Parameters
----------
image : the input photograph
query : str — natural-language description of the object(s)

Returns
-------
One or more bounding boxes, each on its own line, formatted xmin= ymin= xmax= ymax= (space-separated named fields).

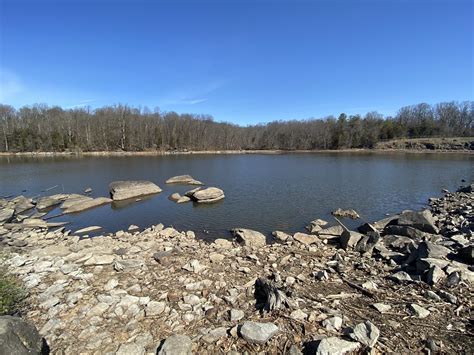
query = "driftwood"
xmin=255 ymin=277 xmax=289 ymax=311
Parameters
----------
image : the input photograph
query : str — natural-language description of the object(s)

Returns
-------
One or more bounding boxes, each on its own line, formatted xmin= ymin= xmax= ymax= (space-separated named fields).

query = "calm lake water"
xmin=0 ymin=152 xmax=473 ymax=239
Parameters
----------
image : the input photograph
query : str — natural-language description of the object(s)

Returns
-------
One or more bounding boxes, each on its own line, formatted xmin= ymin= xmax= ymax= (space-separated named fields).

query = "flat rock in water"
xmin=36 ymin=194 xmax=69 ymax=211
xmin=397 ymin=209 xmax=439 ymax=234
xmin=232 ymin=228 xmax=266 ymax=247
xmin=75 ymin=226 xmax=102 ymax=234
xmin=332 ymin=208 xmax=360 ymax=219
xmin=60 ymin=195 xmax=93 ymax=209
xmin=109 ymin=180 xmax=162 ymax=201
xmin=158 ymin=334 xmax=192 ymax=355
xmin=316 ymin=337 xmax=360 ymax=355
xmin=240 ymin=321 xmax=278 ymax=344
xmin=0 ymin=315 xmax=45 ymax=354
xmin=165 ymin=175 xmax=203 ymax=185
xmin=63 ymin=197 xmax=112 ymax=214
xmin=169 ymin=193 xmax=182 ymax=202
xmin=11 ymin=196 xmax=35 ymax=214
xmin=190 ymin=187 xmax=225 ymax=203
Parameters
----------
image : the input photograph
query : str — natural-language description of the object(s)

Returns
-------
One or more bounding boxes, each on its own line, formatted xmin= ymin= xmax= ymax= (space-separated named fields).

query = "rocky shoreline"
xmin=1 ymin=184 xmax=473 ymax=354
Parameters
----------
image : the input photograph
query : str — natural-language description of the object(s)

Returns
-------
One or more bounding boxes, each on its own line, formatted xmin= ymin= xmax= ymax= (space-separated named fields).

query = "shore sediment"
xmin=0 ymin=185 xmax=473 ymax=353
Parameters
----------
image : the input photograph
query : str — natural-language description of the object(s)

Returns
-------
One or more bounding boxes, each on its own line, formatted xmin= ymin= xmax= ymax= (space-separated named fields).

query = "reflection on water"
xmin=1 ymin=152 xmax=473 ymax=239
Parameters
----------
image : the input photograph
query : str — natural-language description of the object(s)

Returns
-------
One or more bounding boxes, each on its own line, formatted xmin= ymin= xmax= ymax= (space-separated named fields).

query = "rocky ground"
xmin=0 ymin=185 xmax=473 ymax=354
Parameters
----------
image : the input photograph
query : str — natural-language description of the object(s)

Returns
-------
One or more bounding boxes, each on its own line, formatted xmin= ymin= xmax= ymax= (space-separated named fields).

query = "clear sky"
xmin=0 ymin=0 xmax=472 ymax=124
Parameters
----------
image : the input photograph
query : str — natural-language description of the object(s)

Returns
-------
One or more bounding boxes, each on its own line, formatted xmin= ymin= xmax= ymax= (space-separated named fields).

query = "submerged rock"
xmin=109 ymin=180 xmax=162 ymax=201
xmin=165 ymin=175 xmax=203 ymax=185
xmin=232 ymin=228 xmax=266 ymax=247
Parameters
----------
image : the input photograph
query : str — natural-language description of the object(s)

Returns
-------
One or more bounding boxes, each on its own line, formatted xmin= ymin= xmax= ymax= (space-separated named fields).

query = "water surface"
xmin=0 ymin=152 xmax=472 ymax=238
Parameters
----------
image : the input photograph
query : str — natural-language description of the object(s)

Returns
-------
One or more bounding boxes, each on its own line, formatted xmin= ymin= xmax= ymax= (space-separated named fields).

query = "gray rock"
xmin=0 ymin=208 xmax=14 ymax=224
xmin=158 ymin=334 xmax=192 ymax=355
xmin=240 ymin=321 xmax=278 ymax=344
xmin=426 ymin=265 xmax=445 ymax=285
xmin=397 ymin=209 xmax=439 ymax=234
xmin=169 ymin=193 xmax=182 ymax=202
xmin=153 ymin=251 xmax=172 ymax=266
xmin=62 ymin=197 xmax=112 ymax=214
xmin=0 ymin=316 xmax=44 ymax=355
xmin=438 ymin=290 xmax=457 ymax=304
xmin=316 ymin=337 xmax=360 ymax=355
xmin=36 ymin=194 xmax=67 ymax=211
xmin=408 ymin=304 xmax=430 ymax=318
xmin=272 ymin=230 xmax=291 ymax=241
xmin=165 ymin=175 xmax=203 ymax=185
xmin=60 ymin=195 xmax=93 ymax=209
xmin=332 ymin=208 xmax=360 ymax=219
xmin=114 ymin=259 xmax=144 ymax=271
xmin=230 ymin=309 xmax=245 ymax=322
xmin=117 ymin=342 xmax=145 ymax=355
xmin=201 ymin=327 xmax=227 ymax=343
xmin=372 ymin=303 xmax=392 ymax=313
xmin=339 ymin=230 xmax=364 ymax=250
xmin=349 ymin=321 xmax=380 ymax=347
xmin=322 ymin=316 xmax=343 ymax=331
xmin=75 ymin=226 xmax=102 ymax=234
xmin=306 ymin=219 xmax=329 ymax=233
xmin=457 ymin=245 xmax=473 ymax=264
xmin=145 ymin=301 xmax=166 ymax=316
xmin=190 ymin=187 xmax=225 ymax=203
xmin=293 ymin=232 xmax=321 ymax=246
xmin=232 ymin=228 xmax=266 ymax=248
xmin=446 ymin=271 xmax=461 ymax=287
xmin=109 ymin=180 xmax=162 ymax=201
xmin=389 ymin=271 xmax=413 ymax=283
xmin=317 ymin=225 xmax=344 ymax=237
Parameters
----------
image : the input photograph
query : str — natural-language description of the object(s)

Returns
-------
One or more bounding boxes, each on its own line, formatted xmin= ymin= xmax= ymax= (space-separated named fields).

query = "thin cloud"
xmin=0 ymin=69 xmax=24 ymax=102
xmin=66 ymin=99 xmax=97 ymax=109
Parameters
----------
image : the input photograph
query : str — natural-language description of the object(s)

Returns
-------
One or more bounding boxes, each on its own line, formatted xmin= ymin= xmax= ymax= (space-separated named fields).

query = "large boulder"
xmin=158 ymin=334 xmax=192 ymax=355
xmin=0 ymin=316 xmax=45 ymax=355
xmin=397 ymin=210 xmax=439 ymax=234
xmin=165 ymin=175 xmax=203 ymax=185
xmin=189 ymin=187 xmax=225 ymax=203
xmin=109 ymin=181 xmax=162 ymax=201
xmin=232 ymin=228 xmax=266 ymax=247
xmin=62 ymin=197 xmax=112 ymax=214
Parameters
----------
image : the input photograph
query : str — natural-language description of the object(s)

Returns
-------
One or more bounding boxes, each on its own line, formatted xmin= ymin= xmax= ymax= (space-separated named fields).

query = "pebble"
xmin=409 ymin=304 xmax=430 ymax=318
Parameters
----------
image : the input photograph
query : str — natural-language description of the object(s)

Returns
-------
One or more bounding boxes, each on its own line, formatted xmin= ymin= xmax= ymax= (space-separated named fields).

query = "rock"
xmin=426 ymin=265 xmax=445 ymax=285
xmin=190 ymin=187 xmax=225 ymax=203
xmin=165 ymin=175 xmax=203 ymax=185
xmin=184 ymin=187 xmax=201 ymax=197
xmin=322 ymin=316 xmax=342 ymax=331
xmin=114 ymin=259 xmax=144 ymax=271
xmin=84 ymin=255 xmax=115 ymax=266
xmin=316 ymin=337 xmax=360 ymax=355
xmin=372 ymin=303 xmax=392 ymax=313
xmin=0 ymin=208 xmax=14 ymax=224
xmin=75 ymin=226 xmax=102 ymax=234
xmin=339 ymin=230 xmax=364 ymax=250
xmin=158 ymin=334 xmax=192 ymax=355
xmin=306 ymin=219 xmax=328 ymax=233
xmin=145 ymin=301 xmax=166 ymax=316
xmin=272 ymin=230 xmax=291 ymax=241
xmin=0 ymin=315 xmax=45 ymax=355
xmin=11 ymin=196 xmax=35 ymax=213
xmin=446 ymin=271 xmax=461 ymax=287
xmin=457 ymin=245 xmax=473 ymax=264
xmin=384 ymin=225 xmax=425 ymax=240
xmin=289 ymin=345 xmax=303 ymax=355
xmin=201 ymin=327 xmax=228 ymax=343
xmin=349 ymin=321 xmax=380 ymax=347
xmin=177 ymin=196 xmax=191 ymax=203
xmin=209 ymin=253 xmax=225 ymax=263
xmin=128 ymin=224 xmax=139 ymax=232
xmin=293 ymin=232 xmax=320 ymax=246
xmin=182 ymin=259 xmax=206 ymax=273
xmin=22 ymin=219 xmax=48 ymax=229
xmin=361 ymin=280 xmax=378 ymax=291
xmin=416 ymin=241 xmax=451 ymax=260
xmin=183 ymin=294 xmax=201 ymax=306
xmin=317 ymin=225 xmax=344 ymax=237
xmin=84 ymin=187 xmax=92 ymax=193
xmin=213 ymin=238 xmax=233 ymax=249
xmin=117 ymin=342 xmax=145 ymax=355
xmin=332 ymin=208 xmax=360 ymax=219
xmin=397 ymin=209 xmax=439 ymax=234
xmin=232 ymin=228 xmax=266 ymax=248
xmin=169 ymin=193 xmax=182 ymax=202
xmin=389 ymin=271 xmax=413 ymax=283
xmin=153 ymin=251 xmax=172 ymax=266
xmin=290 ymin=309 xmax=308 ymax=321
xmin=60 ymin=195 xmax=93 ymax=209
xmin=109 ymin=180 xmax=162 ymax=201
xmin=408 ymin=304 xmax=430 ymax=318
xmin=63 ymin=197 xmax=112 ymax=214
xmin=240 ymin=321 xmax=278 ymax=345
xmin=36 ymin=194 xmax=67 ymax=210
xmin=104 ymin=279 xmax=119 ymax=291
xmin=438 ymin=290 xmax=457 ymax=304
xmin=230 ymin=309 xmax=245 ymax=322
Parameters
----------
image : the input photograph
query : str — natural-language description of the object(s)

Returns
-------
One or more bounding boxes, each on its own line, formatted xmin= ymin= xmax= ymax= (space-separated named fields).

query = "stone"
xmin=190 ymin=187 xmax=225 ymax=203
xmin=290 ymin=309 xmax=308 ymax=321
xmin=117 ymin=342 xmax=145 ymax=355
xmin=201 ymin=327 xmax=228 ymax=343
xmin=158 ymin=334 xmax=192 ymax=355
xmin=177 ymin=196 xmax=191 ymax=203
xmin=183 ymin=294 xmax=201 ymax=306
xmin=165 ymin=175 xmax=203 ymax=185
xmin=426 ymin=265 xmax=445 ymax=285
xmin=213 ymin=238 xmax=233 ymax=249
xmin=349 ymin=321 xmax=380 ymax=347
xmin=446 ymin=271 xmax=461 ymax=287
xmin=240 ymin=321 xmax=279 ymax=345
xmin=89 ymin=302 xmax=109 ymax=317
xmin=145 ymin=301 xmax=166 ymax=316
xmin=60 ymin=195 xmax=93 ymax=209
xmin=438 ymin=290 xmax=457 ymax=304
xmin=317 ymin=225 xmax=344 ymax=237
xmin=389 ymin=271 xmax=413 ymax=283
xmin=272 ymin=230 xmax=291 ymax=241
xmin=182 ymin=259 xmax=206 ymax=273
xmin=293 ymin=232 xmax=320 ymax=246
xmin=209 ymin=253 xmax=225 ymax=263
xmin=332 ymin=208 xmax=360 ymax=219
xmin=0 ymin=208 xmax=14 ymax=224
xmin=104 ymin=279 xmax=119 ymax=291
xmin=230 ymin=309 xmax=245 ymax=322
xmin=409 ymin=304 xmax=430 ymax=318
xmin=372 ymin=303 xmax=392 ymax=313
xmin=109 ymin=180 xmax=162 ymax=201
xmin=63 ymin=197 xmax=112 ymax=214
xmin=84 ymin=255 xmax=115 ymax=266
xmin=306 ymin=218 xmax=329 ymax=233
xmin=397 ymin=209 xmax=439 ymax=234
xmin=0 ymin=316 xmax=44 ymax=355
xmin=114 ymin=259 xmax=144 ymax=271
xmin=322 ymin=316 xmax=342 ymax=331
xmin=169 ymin=193 xmax=182 ymax=202
xmin=316 ymin=337 xmax=360 ymax=355
xmin=36 ymin=194 xmax=67 ymax=210
xmin=153 ymin=251 xmax=172 ymax=266
xmin=22 ymin=219 xmax=47 ymax=229
xmin=457 ymin=245 xmax=473 ymax=264
xmin=339 ymin=230 xmax=364 ymax=250
xmin=232 ymin=228 xmax=266 ymax=248
xmin=75 ymin=226 xmax=102 ymax=234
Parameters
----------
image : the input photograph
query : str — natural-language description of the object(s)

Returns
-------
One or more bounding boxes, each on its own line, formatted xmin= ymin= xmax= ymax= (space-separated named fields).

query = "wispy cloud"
xmin=0 ymin=69 xmax=24 ymax=102
xmin=66 ymin=99 xmax=97 ymax=109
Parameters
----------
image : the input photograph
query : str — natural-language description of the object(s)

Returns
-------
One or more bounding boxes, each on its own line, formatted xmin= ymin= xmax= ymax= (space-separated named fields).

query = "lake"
xmin=0 ymin=152 xmax=472 ymax=239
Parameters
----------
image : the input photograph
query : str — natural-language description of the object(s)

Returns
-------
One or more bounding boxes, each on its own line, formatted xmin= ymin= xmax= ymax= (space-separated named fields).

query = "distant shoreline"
xmin=0 ymin=148 xmax=473 ymax=157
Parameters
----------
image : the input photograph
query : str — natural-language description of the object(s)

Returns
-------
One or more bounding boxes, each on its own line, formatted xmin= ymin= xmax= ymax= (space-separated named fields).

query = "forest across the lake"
xmin=0 ymin=100 xmax=472 ymax=153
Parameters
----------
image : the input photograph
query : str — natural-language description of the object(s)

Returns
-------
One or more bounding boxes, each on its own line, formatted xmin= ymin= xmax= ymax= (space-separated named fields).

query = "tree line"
xmin=0 ymin=101 xmax=472 ymax=152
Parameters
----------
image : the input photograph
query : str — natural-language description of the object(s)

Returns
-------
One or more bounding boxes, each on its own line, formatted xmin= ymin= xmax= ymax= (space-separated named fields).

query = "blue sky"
xmin=0 ymin=0 xmax=472 ymax=125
